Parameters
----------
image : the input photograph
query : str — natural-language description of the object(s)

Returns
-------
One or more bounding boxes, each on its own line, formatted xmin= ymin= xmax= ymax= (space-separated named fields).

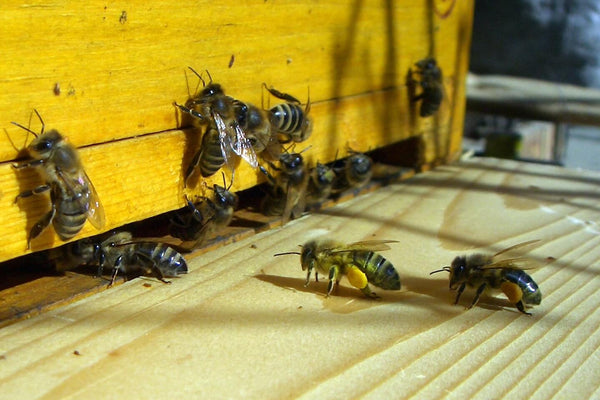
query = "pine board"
xmin=1 ymin=157 xmax=599 ymax=399
xmin=0 ymin=0 xmax=473 ymax=262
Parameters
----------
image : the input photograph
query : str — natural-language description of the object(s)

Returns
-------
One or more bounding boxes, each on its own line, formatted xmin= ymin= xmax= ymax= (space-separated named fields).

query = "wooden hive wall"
xmin=0 ymin=0 xmax=474 ymax=262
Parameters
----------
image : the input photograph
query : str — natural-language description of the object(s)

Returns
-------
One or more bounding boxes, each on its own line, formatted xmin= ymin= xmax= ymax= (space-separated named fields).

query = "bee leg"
xmin=184 ymin=149 xmax=202 ymax=187
xmin=27 ymin=206 xmax=56 ymax=249
xmin=109 ymin=256 xmax=123 ymax=286
xmin=15 ymin=184 xmax=51 ymax=203
xmin=12 ymin=158 xmax=46 ymax=170
xmin=133 ymin=252 xmax=172 ymax=284
xmin=468 ymin=283 xmax=487 ymax=309
xmin=326 ymin=266 xmax=340 ymax=297
xmin=515 ymin=301 xmax=532 ymax=316
xmin=454 ymin=283 xmax=466 ymax=305
xmin=259 ymin=166 xmax=278 ymax=186
xmin=304 ymin=266 xmax=314 ymax=287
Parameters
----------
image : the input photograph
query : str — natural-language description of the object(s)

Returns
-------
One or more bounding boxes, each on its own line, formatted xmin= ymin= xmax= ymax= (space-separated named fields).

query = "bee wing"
xmin=332 ymin=240 xmax=399 ymax=253
xmin=282 ymin=173 xmax=309 ymax=223
xmin=492 ymin=240 xmax=541 ymax=258
xmin=481 ymin=257 xmax=542 ymax=271
xmin=57 ymin=168 xmax=106 ymax=229
xmin=80 ymin=171 xmax=106 ymax=229
xmin=213 ymin=111 xmax=258 ymax=170
xmin=231 ymin=122 xmax=258 ymax=168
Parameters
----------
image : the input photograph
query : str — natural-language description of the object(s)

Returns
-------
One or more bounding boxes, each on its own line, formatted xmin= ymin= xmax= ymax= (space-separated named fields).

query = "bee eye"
xmin=35 ymin=140 xmax=52 ymax=151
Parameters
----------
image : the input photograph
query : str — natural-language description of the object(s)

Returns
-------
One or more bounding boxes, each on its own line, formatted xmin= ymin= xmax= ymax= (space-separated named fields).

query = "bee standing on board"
xmin=274 ymin=239 xmax=401 ymax=298
xmin=306 ymin=162 xmax=336 ymax=206
xmin=169 ymin=173 xmax=238 ymax=250
xmin=430 ymin=240 xmax=543 ymax=315
xmin=49 ymin=231 xmax=188 ymax=285
xmin=174 ymin=67 xmax=257 ymax=182
xmin=12 ymin=110 xmax=105 ymax=248
xmin=331 ymin=150 xmax=373 ymax=194
xmin=263 ymin=84 xmax=312 ymax=144
xmin=411 ymin=57 xmax=443 ymax=117
xmin=260 ymin=151 xmax=309 ymax=222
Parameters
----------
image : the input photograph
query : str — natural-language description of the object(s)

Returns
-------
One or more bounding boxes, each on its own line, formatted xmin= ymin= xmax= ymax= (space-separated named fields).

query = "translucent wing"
xmin=331 ymin=240 xmax=399 ymax=253
xmin=231 ymin=122 xmax=258 ymax=168
xmin=213 ymin=111 xmax=236 ymax=172
xmin=57 ymin=168 xmax=106 ymax=229
xmin=80 ymin=171 xmax=106 ymax=229
xmin=282 ymin=173 xmax=309 ymax=223
xmin=481 ymin=257 xmax=542 ymax=271
xmin=492 ymin=239 xmax=541 ymax=258
xmin=482 ymin=240 xmax=544 ymax=270
xmin=213 ymin=111 xmax=258 ymax=170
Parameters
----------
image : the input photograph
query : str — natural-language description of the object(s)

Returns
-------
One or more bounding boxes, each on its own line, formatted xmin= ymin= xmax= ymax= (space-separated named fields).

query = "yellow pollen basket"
xmin=346 ymin=265 xmax=368 ymax=289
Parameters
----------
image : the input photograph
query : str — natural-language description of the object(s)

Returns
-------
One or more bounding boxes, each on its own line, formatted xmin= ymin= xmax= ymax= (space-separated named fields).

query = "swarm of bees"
xmin=8 ymin=59 xmax=549 ymax=319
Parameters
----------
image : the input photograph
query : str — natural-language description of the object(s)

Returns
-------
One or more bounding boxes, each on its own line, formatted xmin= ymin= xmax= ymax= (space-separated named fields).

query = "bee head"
xmin=315 ymin=163 xmax=335 ymax=185
xmin=280 ymin=153 xmax=303 ymax=172
xmin=200 ymin=83 xmax=223 ymax=98
xmin=299 ymin=240 xmax=316 ymax=271
xmin=213 ymin=184 xmax=238 ymax=209
xmin=348 ymin=154 xmax=372 ymax=177
xmin=28 ymin=129 xmax=65 ymax=159
xmin=448 ymin=256 xmax=467 ymax=289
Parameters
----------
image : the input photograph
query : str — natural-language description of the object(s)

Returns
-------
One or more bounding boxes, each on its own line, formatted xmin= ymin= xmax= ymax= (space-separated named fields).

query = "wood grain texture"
xmin=0 ymin=0 xmax=474 ymax=262
xmin=1 ymin=157 xmax=599 ymax=399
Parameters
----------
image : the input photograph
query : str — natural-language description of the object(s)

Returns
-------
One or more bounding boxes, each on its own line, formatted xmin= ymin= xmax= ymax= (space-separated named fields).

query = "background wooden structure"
xmin=0 ymin=0 xmax=473 ymax=262
xmin=1 ymin=157 xmax=599 ymax=398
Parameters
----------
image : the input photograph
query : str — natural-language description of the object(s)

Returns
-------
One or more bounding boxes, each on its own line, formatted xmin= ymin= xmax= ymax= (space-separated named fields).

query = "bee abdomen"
xmin=503 ymin=269 xmax=541 ymax=305
xmin=136 ymin=243 xmax=188 ymax=276
xmin=199 ymin=128 xmax=225 ymax=177
xmin=354 ymin=251 xmax=401 ymax=290
xmin=270 ymin=103 xmax=304 ymax=135
xmin=53 ymin=193 xmax=88 ymax=240
xmin=420 ymin=88 xmax=443 ymax=117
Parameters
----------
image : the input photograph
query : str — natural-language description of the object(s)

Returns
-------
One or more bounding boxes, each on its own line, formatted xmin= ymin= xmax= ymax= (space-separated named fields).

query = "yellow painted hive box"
xmin=0 ymin=0 xmax=473 ymax=263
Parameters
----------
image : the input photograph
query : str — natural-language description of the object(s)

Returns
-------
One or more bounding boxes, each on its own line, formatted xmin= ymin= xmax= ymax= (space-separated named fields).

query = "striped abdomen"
xmin=52 ymin=182 xmax=90 ymax=240
xmin=199 ymin=126 xmax=225 ymax=177
xmin=350 ymin=251 xmax=401 ymax=290
xmin=126 ymin=243 xmax=188 ymax=277
xmin=503 ymin=269 xmax=542 ymax=305
xmin=270 ymin=103 xmax=311 ymax=142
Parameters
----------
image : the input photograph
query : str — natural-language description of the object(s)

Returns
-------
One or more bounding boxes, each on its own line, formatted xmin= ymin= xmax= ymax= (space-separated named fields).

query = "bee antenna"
xmin=204 ymin=69 xmax=213 ymax=84
xmin=299 ymin=145 xmax=312 ymax=155
xmin=187 ymin=66 xmax=204 ymax=94
xmin=429 ymin=266 xmax=451 ymax=275
xmin=273 ymin=251 xmax=301 ymax=257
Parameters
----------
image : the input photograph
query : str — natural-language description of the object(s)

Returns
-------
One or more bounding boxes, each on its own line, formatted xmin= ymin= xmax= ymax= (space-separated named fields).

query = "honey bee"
xmin=174 ymin=67 xmax=257 ymax=182
xmin=411 ymin=57 xmax=443 ymax=117
xmin=259 ymin=151 xmax=309 ymax=222
xmin=430 ymin=240 xmax=543 ymax=315
xmin=12 ymin=110 xmax=105 ymax=248
xmin=306 ymin=162 xmax=336 ymax=206
xmin=169 ymin=173 xmax=238 ymax=250
xmin=275 ymin=239 xmax=401 ymax=298
xmin=263 ymin=84 xmax=312 ymax=144
xmin=235 ymin=101 xmax=281 ymax=161
xmin=332 ymin=150 xmax=373 ymax=194
xmin=50 ymin=231 xmax=188 ymax=285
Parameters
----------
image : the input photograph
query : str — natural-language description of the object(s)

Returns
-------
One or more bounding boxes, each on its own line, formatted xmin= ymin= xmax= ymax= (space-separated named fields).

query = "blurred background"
xmin=464 ymin=0 xmax=600 ymax=170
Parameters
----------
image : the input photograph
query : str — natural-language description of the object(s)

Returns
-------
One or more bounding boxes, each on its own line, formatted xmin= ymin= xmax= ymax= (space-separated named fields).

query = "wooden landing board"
xmin=2 ymin=157 xmax=599 ymax=399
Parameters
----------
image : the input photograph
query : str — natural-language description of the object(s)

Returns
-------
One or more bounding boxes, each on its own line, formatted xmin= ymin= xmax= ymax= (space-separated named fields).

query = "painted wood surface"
xmin=0 ymin=0 xmax=473 ymax=262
